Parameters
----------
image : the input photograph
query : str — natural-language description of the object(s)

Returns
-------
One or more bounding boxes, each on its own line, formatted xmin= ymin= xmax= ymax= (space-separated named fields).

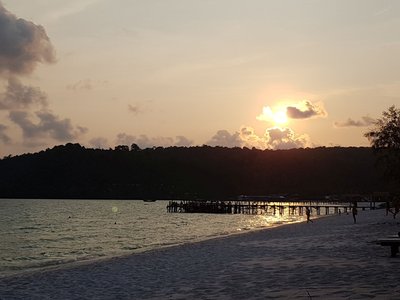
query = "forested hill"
xmin=0 ymin=144 xmax=396 ymax=199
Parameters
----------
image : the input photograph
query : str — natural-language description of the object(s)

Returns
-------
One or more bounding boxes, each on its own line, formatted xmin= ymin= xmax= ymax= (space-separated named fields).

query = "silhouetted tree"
xmin=0 ymin=144 xmax=395 ymax=199
xmin=114 ymin=145 xmax=129 ymax=151
xmin=130 ymin=143 xmax=141 ymax=151
xmin=365 ymin=105 xmax=400 ymax=182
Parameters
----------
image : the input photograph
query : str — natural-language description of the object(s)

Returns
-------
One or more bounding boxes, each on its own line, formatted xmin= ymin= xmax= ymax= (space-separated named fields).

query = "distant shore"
xmin=1 ymin=209 xmax=399 ymax=299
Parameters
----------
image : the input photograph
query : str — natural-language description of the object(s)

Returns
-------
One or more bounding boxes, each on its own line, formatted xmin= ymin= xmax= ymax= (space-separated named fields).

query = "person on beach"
xmin=306 ymin=207 xmax=313 ymax=223
xmin=393 ymin=197 xmax=400 ymax=219
xmin=352 ymin=204 xmax=357 ymax=224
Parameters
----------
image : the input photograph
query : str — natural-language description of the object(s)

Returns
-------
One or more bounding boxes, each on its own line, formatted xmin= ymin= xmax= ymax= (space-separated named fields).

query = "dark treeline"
xmin=0 ymin=143 xmax=397 ymax=200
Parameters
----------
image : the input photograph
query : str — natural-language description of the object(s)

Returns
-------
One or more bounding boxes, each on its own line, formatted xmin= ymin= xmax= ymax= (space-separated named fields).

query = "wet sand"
xmin=1 ymin=209 xmax=399 ymax=299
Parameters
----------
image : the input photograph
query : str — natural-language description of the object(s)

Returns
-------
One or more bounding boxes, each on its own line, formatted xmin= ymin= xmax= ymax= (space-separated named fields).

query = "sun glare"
xmin=273 ymin=111 xmax=288 ymax=125
xmin=257 ymin=106 xmax=288 ymax=126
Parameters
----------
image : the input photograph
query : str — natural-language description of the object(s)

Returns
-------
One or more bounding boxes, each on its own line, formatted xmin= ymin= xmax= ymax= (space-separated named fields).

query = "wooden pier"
xmin=166 ymin=200 xmax=378 ymax=216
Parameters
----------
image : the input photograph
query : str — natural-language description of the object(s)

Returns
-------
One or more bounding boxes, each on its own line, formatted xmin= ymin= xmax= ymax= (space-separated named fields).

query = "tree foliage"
xmin=365 ymin=105 xmax=400 ymax=182
xmin=0 ymin=144 xmax=395 ymax=199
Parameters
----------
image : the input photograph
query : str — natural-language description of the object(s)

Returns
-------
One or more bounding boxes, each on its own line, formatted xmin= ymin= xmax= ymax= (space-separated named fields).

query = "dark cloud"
xmin=116 ymin=133 xmax=192 ymax=148
xmin=0 ymin=3 xmax=55 ymax=76
xmin=0 ymin=77 xmax=47 ymax=110
xmin=286 ymin=101 xmax=326 ymax=119
xmin=0 ymin=123 xmax=11 ymax=143
xmin=9 ymin=110 xmax=87 ymax=142
xmin=334 ymin=116 xmax=376 ymax=128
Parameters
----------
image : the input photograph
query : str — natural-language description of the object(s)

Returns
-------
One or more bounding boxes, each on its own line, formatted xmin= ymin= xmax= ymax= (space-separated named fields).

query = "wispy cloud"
xmin=116 ymin=133 xmax=193 ymax=148
xmin=9 ymin=110 xmax=87 ymax=143
xmin=66 ymin=79 xmax=108 ymax=91
xmin=334 ymin=116 xmax=376 ymax=128
xmin=67 ymin=79 xmax=93 ymax=91
xmin=127 ymin=100 xmax=153 ymax=115
xmin=89 ymin=137 xmax=109 ymax=149
xmin=128 ymin=104 xmax=141 ymax=115
xmin=0 ymin=123 xmax=11 ymax=144
xmin=175 ymin=135 xmax=193 ymax=147
xmin=0 ymin=78 xmax=48 ymax=110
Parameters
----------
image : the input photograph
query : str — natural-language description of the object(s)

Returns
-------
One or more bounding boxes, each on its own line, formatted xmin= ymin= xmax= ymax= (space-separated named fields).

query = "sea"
xmin=0 ymin=199 xmax=308 ymax=278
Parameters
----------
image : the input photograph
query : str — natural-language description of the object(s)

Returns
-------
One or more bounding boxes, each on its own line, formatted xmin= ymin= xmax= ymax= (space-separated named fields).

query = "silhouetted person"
xmin=386 ymin=201 xmax=390 ymax=216
xmin=352 ymin=205 xmax=357 ymax=224
xmin=393 ymin=197 xmax=400 ymax=219
xmin=306 ymin=207 xmax=313 ymax=223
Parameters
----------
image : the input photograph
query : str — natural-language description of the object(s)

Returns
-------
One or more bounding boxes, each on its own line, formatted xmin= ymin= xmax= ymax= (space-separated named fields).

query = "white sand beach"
xmin=1 ymin=209 xmax=399 ymax=300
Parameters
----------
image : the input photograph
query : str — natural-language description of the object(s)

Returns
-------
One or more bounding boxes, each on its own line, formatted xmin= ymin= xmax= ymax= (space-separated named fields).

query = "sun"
xmin=257 ymin=106 xmax=288 ymax=126
xmin=272 ymin=110 xmax=288 ymax=125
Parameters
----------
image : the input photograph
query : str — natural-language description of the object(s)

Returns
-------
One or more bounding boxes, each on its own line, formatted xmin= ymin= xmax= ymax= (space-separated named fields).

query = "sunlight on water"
xmin=0 ymin=199 xmax=309 ymax=278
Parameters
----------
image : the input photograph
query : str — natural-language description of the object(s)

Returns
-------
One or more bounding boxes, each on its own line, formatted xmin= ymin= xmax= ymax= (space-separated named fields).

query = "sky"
xmin=1 ymin=0 xmax=400 ymax=157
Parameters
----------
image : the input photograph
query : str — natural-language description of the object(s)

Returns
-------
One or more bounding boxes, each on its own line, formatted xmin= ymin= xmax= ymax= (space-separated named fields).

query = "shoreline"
xmin=1 ymin=209 xmax=399 ymax=299
xmin=0 ymin=213 xmax=310 ymax=280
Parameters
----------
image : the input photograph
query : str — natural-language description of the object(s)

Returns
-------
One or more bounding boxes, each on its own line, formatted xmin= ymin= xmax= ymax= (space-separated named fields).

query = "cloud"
xmin=66 ymin=79 xmax=108 ymax=91
xmin=206 ymin=130 xmax=243 ymax=148
xmin=128 ymin=100 xmax=153 ymax=115
xmin=0 ymin=123 xmax=11 ymax=144
xmin=0 ymin=77 xmax=47 ymax=110
xmin=89 ymin=137 xmax=109 ymax=149
xmin=116 ymin=133 xmax=193 ymax=148
xmin=0 ymin=4 xmax=90 ymax=150
xmin=286 ymin=101 xmax=327 ymax=119
xmin=66 ymin=79 xmax=93 ymax=91
xmin=128 ymin=104 xmax=141 ymax=114
xmin=9 ymin=110 xmax=87 ymax=143
xmin=265 ymin=127 xmax=309 ymax=150
xmin=239 ymin=126 xmax=266 ymax=149
xmin=334 ymin=116 xmax=376 ymax=128
xmin=0 ymin=3 xmax=55 ymax=77
xmin=175 ymin=135 xmax=193 ymax=146
xmin=207 ymin=126 xmax=309 ymax=150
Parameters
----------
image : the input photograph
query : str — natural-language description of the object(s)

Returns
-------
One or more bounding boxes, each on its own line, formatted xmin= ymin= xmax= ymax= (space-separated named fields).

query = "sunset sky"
xmin=1 ymin=0 xmax=400 ymax=157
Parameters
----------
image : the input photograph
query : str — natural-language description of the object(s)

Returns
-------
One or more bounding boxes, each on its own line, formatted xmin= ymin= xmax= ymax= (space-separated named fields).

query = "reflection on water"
xmin=0 ymin=199 xmax=307 ymax=277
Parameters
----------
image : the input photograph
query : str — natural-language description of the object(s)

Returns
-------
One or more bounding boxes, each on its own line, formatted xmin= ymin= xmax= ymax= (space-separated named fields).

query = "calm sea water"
xmin=0 ymin=199 xmax=306 ymax=278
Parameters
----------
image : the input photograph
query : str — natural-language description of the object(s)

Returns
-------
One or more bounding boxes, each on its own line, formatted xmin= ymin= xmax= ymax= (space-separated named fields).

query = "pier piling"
xmin=166 ymin=199 xmax=377 ymax=215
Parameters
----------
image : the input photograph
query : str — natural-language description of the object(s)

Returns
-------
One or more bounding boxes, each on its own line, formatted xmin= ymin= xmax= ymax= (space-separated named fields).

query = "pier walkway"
xmin=166 ymin=199 xmax=378 ymax=216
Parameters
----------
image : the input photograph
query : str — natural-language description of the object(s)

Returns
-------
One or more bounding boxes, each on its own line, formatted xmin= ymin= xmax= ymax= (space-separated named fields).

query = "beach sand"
xmin=1 ymin=209 xmax=400 ymax=299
